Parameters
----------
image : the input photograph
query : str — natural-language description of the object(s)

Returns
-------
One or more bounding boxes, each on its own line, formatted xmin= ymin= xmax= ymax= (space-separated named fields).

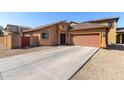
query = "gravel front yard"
xmin=71 ymin=45 xmax=124 ymax=80
xmin=0 ymin=45 xmax=54 ymax=59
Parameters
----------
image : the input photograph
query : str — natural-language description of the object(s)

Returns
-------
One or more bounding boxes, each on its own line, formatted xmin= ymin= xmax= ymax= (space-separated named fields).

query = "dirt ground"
xmin=71 ymin=44 xmax=124 ymax=80
xmin=0 ymin=45 xmax=54 ymax=58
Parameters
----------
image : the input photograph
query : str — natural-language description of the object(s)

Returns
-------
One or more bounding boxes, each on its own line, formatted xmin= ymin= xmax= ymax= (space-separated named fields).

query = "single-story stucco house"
xmin=23 ymin=21 xmax=108 ymax=48
xmin=0 ymin=17 xmax=120 ymax=49
xmin=22 ymin=17 xmax=119 ymax=48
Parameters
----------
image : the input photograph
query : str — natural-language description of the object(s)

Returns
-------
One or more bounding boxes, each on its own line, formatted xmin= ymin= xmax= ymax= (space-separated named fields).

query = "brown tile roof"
xmin=83 ymin=17 xmax=119 ymax=23
xmin=69 ymin=23 xmax=108 ymax=31
xmin=23 ymin=20 xmax=67 ymax=33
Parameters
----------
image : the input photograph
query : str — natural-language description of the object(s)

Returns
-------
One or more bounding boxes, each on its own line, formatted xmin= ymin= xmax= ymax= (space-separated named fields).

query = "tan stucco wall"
xmin=0 ymin=35 xmax=22 ymax=49
xmin=24 ymin=25 xmax=58 ymax=46
xmin=0 ymin=35 xmax=12 ymax=49
xmin=39 ymin=26 xmax=58 ymax=45
xmin=100 ymin=31 xmax=107 ymax=48
xmin=24 ymin=21 xmax=69 ymax=46
xmin=12 ymin=35 xmax=22 ymax=48
xmin=91 ymin=20 xmax=117 ymax=45
xmin=107 ymin=21 xmax=117 ymax=45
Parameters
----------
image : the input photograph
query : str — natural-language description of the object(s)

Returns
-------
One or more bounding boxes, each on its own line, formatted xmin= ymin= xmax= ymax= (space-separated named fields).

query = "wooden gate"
xmin=22 ymin=36 xmax=30 ymax=48
xmin=30 ymin=36 xmax=39 ymax=47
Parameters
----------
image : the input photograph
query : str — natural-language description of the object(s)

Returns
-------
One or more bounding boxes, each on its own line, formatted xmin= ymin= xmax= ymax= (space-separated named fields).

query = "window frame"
xmin=41 ymin=32 xmax=49 ymax=39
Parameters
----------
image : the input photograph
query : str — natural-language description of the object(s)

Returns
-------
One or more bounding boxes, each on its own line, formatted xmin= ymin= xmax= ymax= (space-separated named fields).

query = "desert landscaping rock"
xmin=71 ymin=46 xmax=124 ymax=80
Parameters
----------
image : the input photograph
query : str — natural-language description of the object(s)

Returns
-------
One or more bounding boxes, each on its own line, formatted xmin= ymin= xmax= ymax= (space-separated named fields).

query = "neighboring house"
xmin=84 ymin=17 xmax=119 ymax=45
xmin=23 ymin=20 xmax=109 ymax=48
xmin=4 ymin=24 xmax=32 ymax=36
xmin=116 ymin=27 xmax=124 ymax=43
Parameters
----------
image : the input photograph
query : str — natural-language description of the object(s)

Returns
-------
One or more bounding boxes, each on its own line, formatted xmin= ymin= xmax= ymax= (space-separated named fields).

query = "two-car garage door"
xmin=70 ymin=33 xmax=100 ymax=47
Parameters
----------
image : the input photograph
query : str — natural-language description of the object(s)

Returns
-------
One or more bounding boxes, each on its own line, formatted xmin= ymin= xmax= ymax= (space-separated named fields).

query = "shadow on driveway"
xmin=108 ymin=44 xmax=124 ymax=51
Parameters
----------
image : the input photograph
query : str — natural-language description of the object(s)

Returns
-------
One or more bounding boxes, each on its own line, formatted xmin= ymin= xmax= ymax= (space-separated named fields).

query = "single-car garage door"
xmin=70 ymin=34 xmax=100 ymax=47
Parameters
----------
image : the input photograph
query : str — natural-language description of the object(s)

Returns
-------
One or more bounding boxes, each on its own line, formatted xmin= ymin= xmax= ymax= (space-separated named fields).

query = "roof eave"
xmin=84 ymin=17 xmax=120 ymax=23
xmin=23 ymin=20 xmax=68 ymax=33
xmin=23 ymin=23 xmax=58 ymax=33
xmin=69 ymin=26 xmax=108 ymax=31
xmin=116 ymin=32 xmax=124 ymax=33
xmin=4 ymin=24 xmax=32 ymax=30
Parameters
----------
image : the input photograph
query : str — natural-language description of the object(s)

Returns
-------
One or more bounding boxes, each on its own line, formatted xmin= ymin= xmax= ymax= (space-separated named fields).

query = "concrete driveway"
xmin=0 ymin=46 xmax=98 ymax=80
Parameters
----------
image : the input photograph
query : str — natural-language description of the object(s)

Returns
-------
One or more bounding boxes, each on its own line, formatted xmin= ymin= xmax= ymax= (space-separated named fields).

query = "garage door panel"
xmin=71 ymin=34 xmax=100 ymax=47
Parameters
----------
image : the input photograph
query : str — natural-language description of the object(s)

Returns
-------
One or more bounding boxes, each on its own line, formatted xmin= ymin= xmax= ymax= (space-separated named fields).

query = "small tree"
xmin=0 ymin=25 xmax=3 ymax=36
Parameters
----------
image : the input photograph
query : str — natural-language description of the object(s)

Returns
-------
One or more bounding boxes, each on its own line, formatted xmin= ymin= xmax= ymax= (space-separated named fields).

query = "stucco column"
xmin=58 ymin=29 xmax=60 ymax=45
xmin=120 ymin=34 xmax=122 ymax=43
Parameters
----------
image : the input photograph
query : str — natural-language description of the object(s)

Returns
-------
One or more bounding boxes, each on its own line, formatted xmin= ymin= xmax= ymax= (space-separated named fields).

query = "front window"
xmin=41 ymin=33 xmax=49 ymax=39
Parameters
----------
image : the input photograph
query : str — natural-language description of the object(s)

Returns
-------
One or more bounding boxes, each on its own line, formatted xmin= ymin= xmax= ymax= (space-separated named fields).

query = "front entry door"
xmin=60 ymin=34 xmax=66 ymax=44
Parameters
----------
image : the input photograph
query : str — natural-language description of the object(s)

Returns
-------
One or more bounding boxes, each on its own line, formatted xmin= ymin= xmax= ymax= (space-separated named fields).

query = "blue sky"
xmin=0 ymin=12 xmax=124 ymax=28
